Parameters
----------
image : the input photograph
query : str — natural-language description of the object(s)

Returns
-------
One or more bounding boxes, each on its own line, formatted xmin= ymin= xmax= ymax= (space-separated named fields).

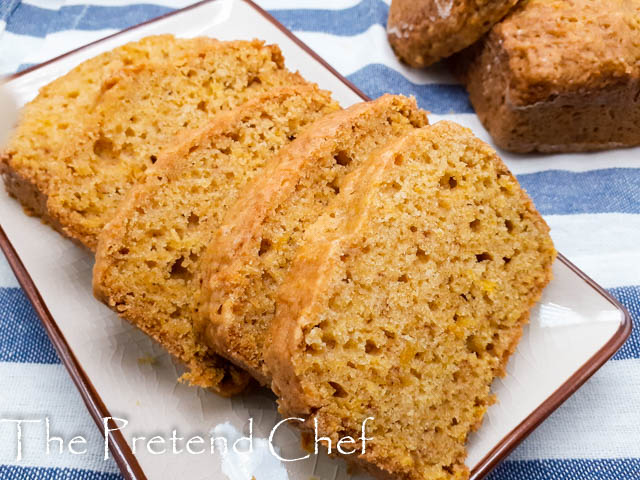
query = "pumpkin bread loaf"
xmin=2 ymin=35 xmax=304 ymax=249
xmin=93 ymin=86 xmax=339 ymax=395
xmin=387 ymin=0 xmax=518 ymax=67
xmin=266 ymin=121 xmax=555 ymax=480
xmin=454 ymin=0 xmax=640 ymax=152
xmin=201 ymin=95 xmax=428 ymax=385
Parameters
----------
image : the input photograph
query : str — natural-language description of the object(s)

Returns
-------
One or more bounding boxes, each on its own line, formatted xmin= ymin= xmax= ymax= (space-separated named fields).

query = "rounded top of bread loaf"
xmin=387 ymin=0 xmax=518 ymax=67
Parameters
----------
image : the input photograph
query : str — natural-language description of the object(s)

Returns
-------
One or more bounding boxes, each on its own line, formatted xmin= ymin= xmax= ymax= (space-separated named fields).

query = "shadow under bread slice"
xmin=4 ymin=35 xmax=304 ymax=250
xmin=92 ymin=85 xmax=339 ymax=396
xmin=201 ymin=94 xmax=428 ymax=385
xmin=266 ymin=121 xmax=555 ymax=480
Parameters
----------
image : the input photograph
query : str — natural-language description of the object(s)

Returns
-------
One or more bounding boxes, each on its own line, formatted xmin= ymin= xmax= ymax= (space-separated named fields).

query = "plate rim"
xmin=470 ymin=251 xmax=632 ymax=479
xmin=0 ymin=1 xmax=632 ymax=479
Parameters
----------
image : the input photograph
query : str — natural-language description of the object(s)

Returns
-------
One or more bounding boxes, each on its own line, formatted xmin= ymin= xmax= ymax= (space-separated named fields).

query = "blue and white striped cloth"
xmin=1 ymin=1 xmax=640 ymax=479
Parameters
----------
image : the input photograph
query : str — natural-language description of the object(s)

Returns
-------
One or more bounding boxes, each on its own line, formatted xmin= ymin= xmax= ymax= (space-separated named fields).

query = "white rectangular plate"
xmin=0 ymin=1 xmax=631 ymax=479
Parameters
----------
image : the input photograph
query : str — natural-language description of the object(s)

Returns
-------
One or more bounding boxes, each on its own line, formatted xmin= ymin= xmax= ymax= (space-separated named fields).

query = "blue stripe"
xmin=0 ymin=465 xmax=121 ymax=480
xmin=0 ymin=287 xmax=60 ymax=364
xmin=610 ymin=286 xmax=640 ymax=361
xmin=347 ymin=64 xmax=473 ymax=114
xmin=0 ymin=0 xmax=20 ymax=23
xmin=488 ymin=458 xmax=640 ymax=480
xmin=517 ymin=169 xmax=640 ymax=215
xmin=4 ymin=3 xmax=173 ymax=37
xmin=269 ymin=0 xmax=388 ymax=35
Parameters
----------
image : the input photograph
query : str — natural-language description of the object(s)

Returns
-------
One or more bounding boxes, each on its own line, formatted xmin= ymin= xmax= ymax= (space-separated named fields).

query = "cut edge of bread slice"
xmin=2 ymin=35 xmax=301 ymax=250
xmin=93 ymin=84 xmax=340 ymax=396
xmin=201 ymin=94 xmax=429 ymax=385
xmin=52 ymin=38 xmax=301 ymax=250
xmin=266 ymin=121 xmax=555 ymax=479
xmin=0 ymin=35 xmax=195 ymax=248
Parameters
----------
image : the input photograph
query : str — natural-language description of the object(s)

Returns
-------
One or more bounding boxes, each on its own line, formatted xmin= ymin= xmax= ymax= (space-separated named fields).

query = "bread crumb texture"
xmin=455 ymin=0 xmax=640 ymax=152
xmin=387 ymin=0 xmax=518 ymax=67
xmin=267 ymin=121 xmax=555 ymax=480
xmin=3 ymin=36 xmax=174 ymax=199
xmin=2 ymin=35 xmax=304 ymax=249
xmin=93 ymin=86 xmax=339 ymax=396
xmin=202 ymin=95 xmax=428 ymax=384
xmin=1 ymin=35 xmax=176 ymax=236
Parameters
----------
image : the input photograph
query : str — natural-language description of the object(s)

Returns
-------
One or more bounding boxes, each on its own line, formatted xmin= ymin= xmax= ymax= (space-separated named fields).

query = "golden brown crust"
xmin=1 ymin=155 xmax=52 ymax=228
xmin=267 ymin=121 xmax=555 ymax=480
xmin=201 ymin=95 xmax=428 ymax=385
xmin=453 ymin=0 xmax=640 ymax=152
xmin=265 ymin=239 xmax=339 ymax=412
xmin=1 ymin=152 xmax=93 ymax=251
xmin=387 ymin=0 xmax=518 ymax=67
xmin=93 ymin=85 xmax=339 ymax=396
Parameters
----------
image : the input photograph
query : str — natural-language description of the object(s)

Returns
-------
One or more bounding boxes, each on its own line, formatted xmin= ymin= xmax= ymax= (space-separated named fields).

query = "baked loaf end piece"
xmin=455 ymin=0 xmax=640 ymax=153
xmin=4 ymin=35 xmax=303 ymax=250
xmin=267 ymin=121 xmax=555 ymax=480
xmin=93 ymin=85 xmax=339 ymax=396
xmin=387 ymin=0 xmax=517 ymax=67
xmin=0 ymin=35 xmax=189 ymax=242
xmin=201 ymin=95 xmax=428 ymax=385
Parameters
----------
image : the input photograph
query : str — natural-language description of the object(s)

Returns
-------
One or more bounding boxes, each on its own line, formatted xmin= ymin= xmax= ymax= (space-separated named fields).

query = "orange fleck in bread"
xmin=93 ymin=86 xmax=339 ymax=395
xmin=266 ymin=121 xmax=555 ymax=480
xmin=201 ymin=95 xmax=428 ymax=385
xmin=2 ymin=35 xmax=304 ymax=249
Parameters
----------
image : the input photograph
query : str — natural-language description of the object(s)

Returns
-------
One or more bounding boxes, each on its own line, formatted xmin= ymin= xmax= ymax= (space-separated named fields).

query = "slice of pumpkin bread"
xmin=201 ymin=95 xmax=428 ymax=384
xmin=51 ymin=37 xmax=304 ymax=249
xmin=1 ymin=35 xmax=195 ymax=237
xmin=3 ymin=35 xmax=303 ymax=250
xmin=93 ymin=86 xmax=339 ymax=395
xmin=266 ymin=121 xmax=555 ymax=480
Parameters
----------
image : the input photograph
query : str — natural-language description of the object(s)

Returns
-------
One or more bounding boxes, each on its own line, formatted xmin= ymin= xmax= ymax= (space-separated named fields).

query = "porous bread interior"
xmin=1 ymin=35 xmax=182 ymax=199
xmin=9 ymin=36 xmax=303 ymax=249
xmin=93 ymin=86 xmax=339 ymax=395
xmin=268 ymin=122 xmax=555 ymax=480
xmin=203 ymin=95 xmax=428 ymax=384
